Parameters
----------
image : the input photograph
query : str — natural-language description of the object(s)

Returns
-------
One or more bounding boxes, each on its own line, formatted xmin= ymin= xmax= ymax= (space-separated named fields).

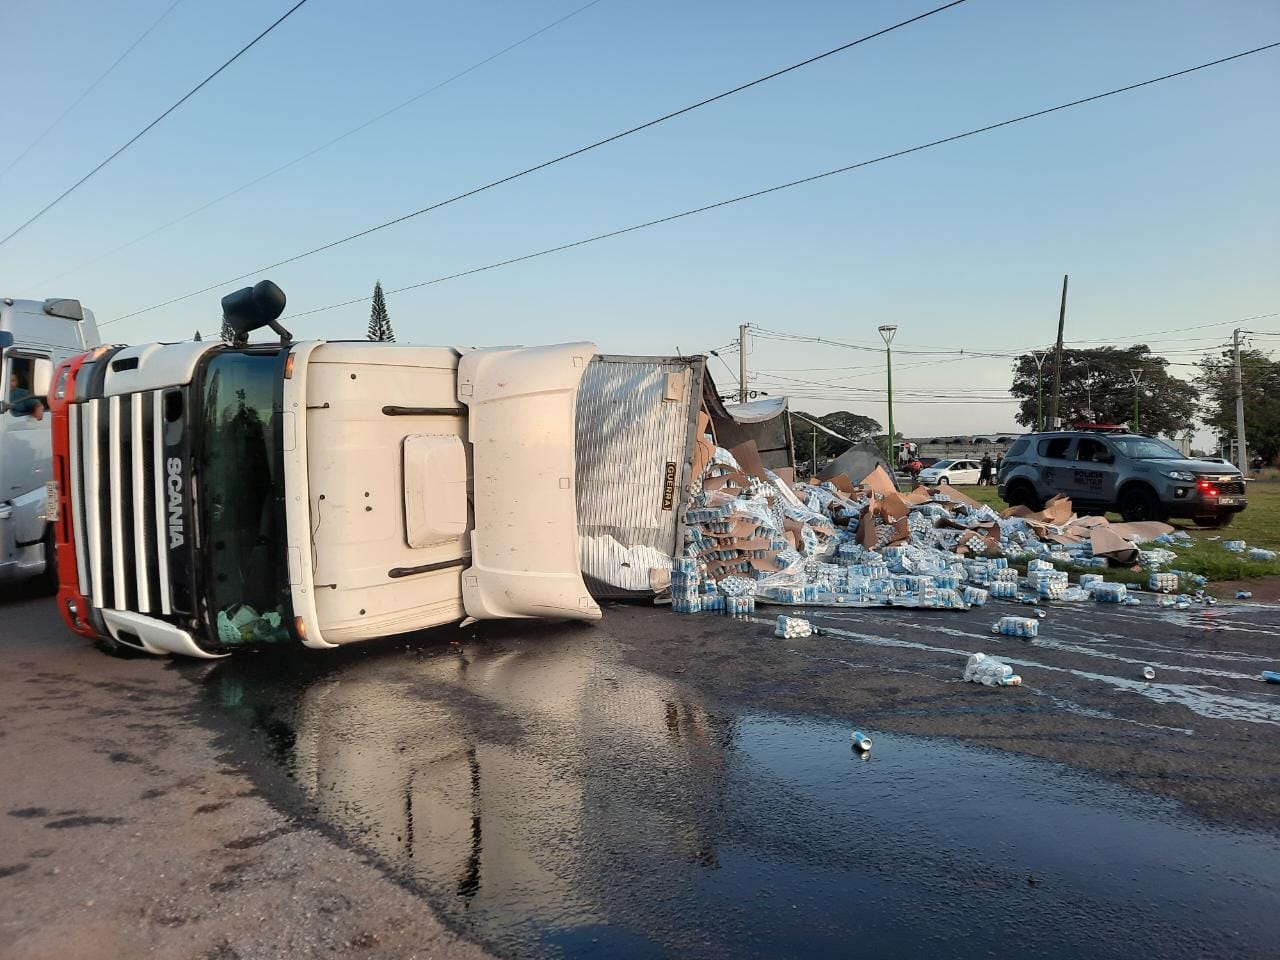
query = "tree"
xmin=1197 ymin=348 xmax=1280 ymax=465
xmin=791 ymin=410 xmax=882 ymax=467
xmin=1008 ymin=345 xmax=1196 ymax=437
xmin=193 ymin=329 xmax=202 ymax=341
xmin=366 ymin=280 xmax=395 ymax=342
xmin=220 ymin=317 xmax=235 ymax=344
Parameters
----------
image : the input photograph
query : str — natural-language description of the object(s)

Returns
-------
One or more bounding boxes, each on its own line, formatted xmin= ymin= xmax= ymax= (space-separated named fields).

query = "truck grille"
xmin=1215 ymin=480 xmax=1245 ymax=495
xmin=68 ymin=393 xmax=171 ymax=616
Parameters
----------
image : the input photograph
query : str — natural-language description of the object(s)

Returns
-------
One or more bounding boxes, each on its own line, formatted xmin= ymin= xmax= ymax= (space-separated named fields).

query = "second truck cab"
xmin=1 ymin=297 xmax=99 ymax=589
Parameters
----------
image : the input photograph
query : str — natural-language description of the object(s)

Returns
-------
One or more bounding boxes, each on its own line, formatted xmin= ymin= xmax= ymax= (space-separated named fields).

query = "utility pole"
xmin=1032 ymin=351 xmax=1048 ymax=431
xmin=1233 ymin=328 xmax=1248 ymax=471
xmin=738 ymin=323 xmax=749 ymax=404
xmin=879 ymin=324 xmax=898 ymax=464
xmin=813 ymin=423 xmax=818 ymax=475
xmin=1047 ymin=274 xmax=1068 ymax=429
xmin=1129 ymin=369 xmax=1143 ymax=432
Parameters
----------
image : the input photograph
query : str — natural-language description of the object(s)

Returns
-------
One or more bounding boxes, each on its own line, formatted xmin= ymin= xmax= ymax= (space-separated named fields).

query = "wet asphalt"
xmin=189 ymin=592 xmax=1280 ymax=959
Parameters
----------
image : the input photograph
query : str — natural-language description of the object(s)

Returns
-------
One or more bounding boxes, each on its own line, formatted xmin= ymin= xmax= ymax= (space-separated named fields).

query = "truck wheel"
xmin=1193 ymin=513 xmax=1234 ymax=529
xmin=1118 ymin=485 xmax=1166 ymax=523
xmin=36 ymin=525 xmax=58 ymax=596
xmin=1004 ymin=480 xmax=1042 ymax=511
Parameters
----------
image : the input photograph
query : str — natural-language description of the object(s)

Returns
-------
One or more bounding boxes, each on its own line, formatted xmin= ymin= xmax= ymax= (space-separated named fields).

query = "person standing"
xmin=978 ymin=452 xmax=994 ymax=486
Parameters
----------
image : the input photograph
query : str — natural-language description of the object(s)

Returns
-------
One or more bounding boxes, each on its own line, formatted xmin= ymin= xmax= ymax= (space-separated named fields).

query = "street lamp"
xmin=1032 ymin=351 xmax=1049 ymax=431
xmin=1129 ymin=369 xmax=1144 ymax=432
xmin=879 ymin=324 xmax=897 ymax=463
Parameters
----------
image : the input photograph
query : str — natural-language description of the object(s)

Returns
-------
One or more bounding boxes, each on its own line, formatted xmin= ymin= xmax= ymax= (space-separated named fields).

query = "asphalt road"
xmin=0 ymin=591 xmax=494 ymax=960
xmin=3 ymin=589 xmax=1280 ymax=958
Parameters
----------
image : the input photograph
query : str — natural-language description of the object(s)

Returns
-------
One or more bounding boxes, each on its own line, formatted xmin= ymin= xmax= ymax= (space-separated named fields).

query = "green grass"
xmin=955 ymin=481 xmax=1280 ymax=585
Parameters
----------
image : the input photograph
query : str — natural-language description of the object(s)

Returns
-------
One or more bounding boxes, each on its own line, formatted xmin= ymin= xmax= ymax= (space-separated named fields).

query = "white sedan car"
xmin=918 ymin=459 xmax=983 ymax=485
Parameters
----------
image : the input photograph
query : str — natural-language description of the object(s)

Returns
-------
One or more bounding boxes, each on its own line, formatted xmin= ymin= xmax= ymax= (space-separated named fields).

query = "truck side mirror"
xmin=221 ymin=280 xmax=292 ymax=346
xmin=31 ymin=357 xmax=54 ymax=398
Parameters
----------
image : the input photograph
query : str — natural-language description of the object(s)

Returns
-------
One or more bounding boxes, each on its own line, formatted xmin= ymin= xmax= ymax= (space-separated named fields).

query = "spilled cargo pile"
xmin=667 ymin=437 xmax=1199 ymax=615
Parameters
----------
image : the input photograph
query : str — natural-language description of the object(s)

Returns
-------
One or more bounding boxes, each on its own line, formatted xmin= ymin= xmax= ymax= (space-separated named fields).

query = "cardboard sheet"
xmin=729 ymin=441 xmax=769 ymax=488
xmin=827 ymin=473 xmax=855 ymax=496
xmin=1107 ymin=520 xmax=1175 ymax=542
xmin=860 ymin=465 xmax=899 ymax=498
xmin=691 ymin=412 xmax=715 ymax=488
xmin=1090 ymin=526 xmax=1140 ymax=563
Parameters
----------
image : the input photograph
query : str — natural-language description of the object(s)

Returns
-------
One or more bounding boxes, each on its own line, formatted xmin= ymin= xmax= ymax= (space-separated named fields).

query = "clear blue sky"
xmin=3 ymin=0 xmax=1277 ymax=437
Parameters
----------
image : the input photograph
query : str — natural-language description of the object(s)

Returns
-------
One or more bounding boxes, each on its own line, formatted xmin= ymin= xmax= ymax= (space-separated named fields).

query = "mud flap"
xmin=457 ymin=342 xmax=602 ymax=622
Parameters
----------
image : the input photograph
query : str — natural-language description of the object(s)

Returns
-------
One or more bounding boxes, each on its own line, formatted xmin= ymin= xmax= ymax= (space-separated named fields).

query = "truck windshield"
xmin=1109 ymin=437 xmax=1184 ymax=460
xmin=196 ymin=350 xmax=290 ymax=646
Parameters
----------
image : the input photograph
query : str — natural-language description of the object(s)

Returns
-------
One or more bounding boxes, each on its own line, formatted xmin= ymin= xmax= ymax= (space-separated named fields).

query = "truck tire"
xmin=1004 ymin=480 xmax=1042 ymax=512
xmin=1118 ymin=485 xmax=1166 ymax=523
xmin=1193 ymin=513 xmax=1234 ymax=529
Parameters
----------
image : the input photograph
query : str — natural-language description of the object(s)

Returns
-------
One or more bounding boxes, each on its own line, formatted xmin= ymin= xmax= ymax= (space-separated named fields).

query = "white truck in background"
xmin=49 ymin=281 xmax=788 ymax=656
xmin=0 ymin=297 xmax=99 ymax=590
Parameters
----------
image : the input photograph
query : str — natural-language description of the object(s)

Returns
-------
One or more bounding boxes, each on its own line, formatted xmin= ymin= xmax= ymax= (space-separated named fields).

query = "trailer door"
xmin=457 ymin=341 xmax=601 ymax=622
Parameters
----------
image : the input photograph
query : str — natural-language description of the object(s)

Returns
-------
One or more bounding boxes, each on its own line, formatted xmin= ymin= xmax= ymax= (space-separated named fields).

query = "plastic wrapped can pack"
xmin=992 ymin=616 xmax=1039 ymax=638
xmin=963 ymin=652 xmax=1020 ymax=686
xmin=1149 ymin=572 xmax=1179 ymax=592
xmin=775 ymin=615 xmax=814 ymax=638
xmin=989 ymin=581 xmax=1019 ymax=600
xmin=1090 ymin=582 xmax=1128 ymax=603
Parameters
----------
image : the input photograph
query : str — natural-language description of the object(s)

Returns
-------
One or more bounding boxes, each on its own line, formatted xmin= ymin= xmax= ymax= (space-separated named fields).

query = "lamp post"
xmin=879 ymin=324 xmax=898 ymax=464
xmin=1129 ymin=369 xmax=1143 ymax=432
xmin=1032 ymin=351 xmax=1049 ymax=431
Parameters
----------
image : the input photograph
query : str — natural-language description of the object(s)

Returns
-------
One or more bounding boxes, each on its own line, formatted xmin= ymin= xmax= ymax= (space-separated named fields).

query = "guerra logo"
xmin=166 ymin=457 xmax=185 ymax=548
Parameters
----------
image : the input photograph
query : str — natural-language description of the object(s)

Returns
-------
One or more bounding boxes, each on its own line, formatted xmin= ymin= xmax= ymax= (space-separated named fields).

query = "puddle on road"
xmin=208 ymin=633 xmax=1280 ymax=959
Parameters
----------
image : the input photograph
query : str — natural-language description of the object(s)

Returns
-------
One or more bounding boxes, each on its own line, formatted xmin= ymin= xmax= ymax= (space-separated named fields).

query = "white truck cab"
xmin=54 ymin=331 xmax=604 ymax=656
xmin=0 ymin=297 xmax=98 ymax=587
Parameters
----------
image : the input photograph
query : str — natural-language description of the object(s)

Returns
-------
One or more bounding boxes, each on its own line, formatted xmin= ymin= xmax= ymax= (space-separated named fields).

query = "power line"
xmin=104 ymin=0 xmax=972 ymax=324
xmin=107 ymin=38 xmax=1280 ymax=330
xmin=30 ymin=0 xmax=609 ymax=290
xmin=0 ymin=0 xmax=313 ymax=250
xmin=0 ymin=0 xmax=187 ymax=183
xmin=1060 ymin=311 xmax=1280 ymax=345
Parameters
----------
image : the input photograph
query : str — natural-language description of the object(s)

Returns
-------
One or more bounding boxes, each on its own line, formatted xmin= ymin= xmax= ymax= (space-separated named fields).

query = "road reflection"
xmin=208 ymin=629 xmax=736 ymax=954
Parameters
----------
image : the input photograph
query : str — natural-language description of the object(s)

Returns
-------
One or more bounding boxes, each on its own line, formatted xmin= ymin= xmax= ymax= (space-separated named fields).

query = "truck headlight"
xmin=1164 ymin=471 xmax=1196 ymax=481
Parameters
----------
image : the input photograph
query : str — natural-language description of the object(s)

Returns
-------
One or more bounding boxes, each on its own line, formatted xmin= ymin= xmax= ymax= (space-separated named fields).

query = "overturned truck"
xmin=48 ymin=282 xmax=791 ymax=656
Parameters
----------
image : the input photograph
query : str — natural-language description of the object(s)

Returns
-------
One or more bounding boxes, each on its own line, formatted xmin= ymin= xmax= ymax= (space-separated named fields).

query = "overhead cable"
xmin=0 ymin=0 xmax=314 ymax=249
xmin=31 ymin=0 xmax=609 ymax=288
xmin=0 ymin=0 xmax=188 ymax=183
xmin=103 ymin=0 xmax=973 ymax=323
xmin=107 ymin=39 xmax=1280 ymax=328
